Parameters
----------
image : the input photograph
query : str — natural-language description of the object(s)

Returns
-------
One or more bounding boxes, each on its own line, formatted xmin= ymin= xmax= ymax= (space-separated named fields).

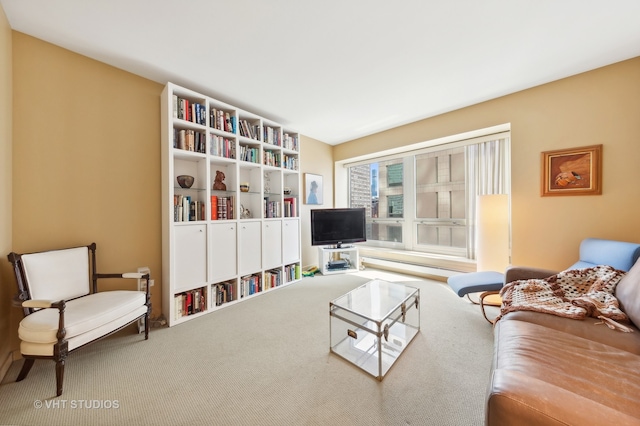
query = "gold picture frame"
xmin=541 ymin=144 xmax=602 ymax=196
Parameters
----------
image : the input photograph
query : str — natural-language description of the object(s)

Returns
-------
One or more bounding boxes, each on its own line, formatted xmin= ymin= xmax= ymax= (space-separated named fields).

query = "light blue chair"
xmin=448 ymin=238 xmax=640 ymax=322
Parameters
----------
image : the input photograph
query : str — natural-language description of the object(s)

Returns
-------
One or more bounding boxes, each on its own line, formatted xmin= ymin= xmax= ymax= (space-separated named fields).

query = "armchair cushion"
xmin=21 ymin=247 xmax=90 ymax=301
xmin=616 ymin=257 xmax=640 ymax=328
xmin=19 ymin=290 xmax=146 ymax=345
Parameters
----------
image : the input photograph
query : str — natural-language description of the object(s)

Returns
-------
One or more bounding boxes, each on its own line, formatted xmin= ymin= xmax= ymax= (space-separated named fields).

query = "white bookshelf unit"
xmin=318 ymin=246 xmax=359 ymax=275
xmin=161 ymin=82 xmax=302 ymax=326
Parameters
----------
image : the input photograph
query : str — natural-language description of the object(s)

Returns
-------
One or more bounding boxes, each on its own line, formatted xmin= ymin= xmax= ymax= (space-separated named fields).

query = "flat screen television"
xmin=311 ymin=208 xmax=367 ymax=248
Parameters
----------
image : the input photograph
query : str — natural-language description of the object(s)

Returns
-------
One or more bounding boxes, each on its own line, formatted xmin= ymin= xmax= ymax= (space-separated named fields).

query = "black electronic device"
xmin=310 ymin=208 xmax=367 ymax=248
xmin=327 ymin=260 xmax=349 ymax=270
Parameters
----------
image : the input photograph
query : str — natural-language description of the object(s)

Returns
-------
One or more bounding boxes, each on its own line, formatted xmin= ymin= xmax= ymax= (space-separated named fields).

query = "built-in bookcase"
xmin=161 ymin=82 xmax=302 ymax=326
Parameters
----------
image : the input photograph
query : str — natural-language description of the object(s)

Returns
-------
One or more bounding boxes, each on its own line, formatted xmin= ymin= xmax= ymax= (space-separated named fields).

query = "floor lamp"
xmin=475 ymin=194 xmax=510 ymax=319
xmin=476 ymin=194 xmax=510 ymax=272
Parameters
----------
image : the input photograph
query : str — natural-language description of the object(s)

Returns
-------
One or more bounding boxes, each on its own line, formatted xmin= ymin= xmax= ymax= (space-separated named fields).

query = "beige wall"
xmin=334 ymin=57 xmax=640 ymax=271
xmin=10 ymin=33 xmax=164 ymax=350
xmin=0 ymin=5 xmax=13 ymax=378
xmin=300 ymin=135 xmax=334 ymax=267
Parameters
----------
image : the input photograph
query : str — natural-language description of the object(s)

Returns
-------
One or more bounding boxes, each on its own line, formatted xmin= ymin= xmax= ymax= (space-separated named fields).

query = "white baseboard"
xmin=361 ymin=257 xmax=456 ymax=281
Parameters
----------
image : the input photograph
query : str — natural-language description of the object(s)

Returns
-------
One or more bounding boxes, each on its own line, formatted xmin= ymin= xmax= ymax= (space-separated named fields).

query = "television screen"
xmin=311 ymin=208 xmax=366 ymax=247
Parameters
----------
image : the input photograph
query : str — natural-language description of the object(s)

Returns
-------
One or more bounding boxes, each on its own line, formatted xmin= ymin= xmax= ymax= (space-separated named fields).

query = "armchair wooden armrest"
xmin=505 ymin=266 xmax=559 ymax=284
xmin=22 ymin=299 xmax=65 ymax=309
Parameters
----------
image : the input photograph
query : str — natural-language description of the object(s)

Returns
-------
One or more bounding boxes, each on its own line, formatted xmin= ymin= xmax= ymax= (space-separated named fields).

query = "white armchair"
xmin=8 ymin=242 xmax=151 ymax=396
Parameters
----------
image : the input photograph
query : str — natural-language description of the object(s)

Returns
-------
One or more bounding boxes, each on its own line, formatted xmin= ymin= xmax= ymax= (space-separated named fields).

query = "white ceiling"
xmin=2 ymin=1 xmax=640 ymax=145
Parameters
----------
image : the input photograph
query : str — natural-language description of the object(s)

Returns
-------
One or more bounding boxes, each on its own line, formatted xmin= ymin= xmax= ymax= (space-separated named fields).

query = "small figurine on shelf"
xmin=240 ymin=204 xmax=251 ymax=219
xmin=264 ymin=172 xmax=271 ymax=193
xmin=213 ymin=170 xmax=226 ymax=191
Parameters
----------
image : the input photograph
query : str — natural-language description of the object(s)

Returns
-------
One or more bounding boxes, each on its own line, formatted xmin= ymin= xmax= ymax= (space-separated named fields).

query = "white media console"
xmin=318 ymin=245 xmax=359 ymax=275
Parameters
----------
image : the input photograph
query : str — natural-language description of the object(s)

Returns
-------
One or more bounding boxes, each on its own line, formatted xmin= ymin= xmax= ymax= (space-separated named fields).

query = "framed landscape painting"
xmin=541 ymin=144 xmax=602 ymax=196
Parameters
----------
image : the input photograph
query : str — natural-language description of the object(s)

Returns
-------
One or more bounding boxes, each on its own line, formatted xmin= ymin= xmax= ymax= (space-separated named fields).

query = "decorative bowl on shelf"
xmin=240 ymin=182 xmax=250 ymax=192
xmin=177 ymin=175 xmax=194 ymax=189
xmin=283 ymin=187 xmax=292 ymax=195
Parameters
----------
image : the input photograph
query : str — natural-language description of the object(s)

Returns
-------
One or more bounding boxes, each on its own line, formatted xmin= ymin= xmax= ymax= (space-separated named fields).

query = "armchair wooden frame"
xmin=8 ymin=242 xmax=151 ymax=396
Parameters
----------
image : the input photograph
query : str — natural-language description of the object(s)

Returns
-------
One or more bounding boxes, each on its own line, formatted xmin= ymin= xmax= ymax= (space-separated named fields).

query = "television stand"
xmin=318 ymin=246 xmax=359 ymax=275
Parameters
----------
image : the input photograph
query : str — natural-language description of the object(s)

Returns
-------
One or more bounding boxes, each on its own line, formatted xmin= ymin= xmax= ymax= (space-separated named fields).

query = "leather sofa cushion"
xmin=488 ymin=317 xmax=640 ymax=424
xmin=616 ymin=257 xmax=640 ymax=328
xmin=19 ymin=290 xmax=146 ymax=344
xmin=503 ymin=311 xmax=640 ymax=354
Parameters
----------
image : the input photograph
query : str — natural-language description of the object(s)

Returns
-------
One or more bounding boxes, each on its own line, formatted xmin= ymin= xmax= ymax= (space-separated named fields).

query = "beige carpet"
xmin=0 ymin=270 xmax=496 ymax=425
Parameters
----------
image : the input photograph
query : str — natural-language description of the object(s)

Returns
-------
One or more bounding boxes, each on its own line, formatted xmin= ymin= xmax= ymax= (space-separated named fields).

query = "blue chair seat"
xmin=447 ymin=271 xmax=504 ymax=297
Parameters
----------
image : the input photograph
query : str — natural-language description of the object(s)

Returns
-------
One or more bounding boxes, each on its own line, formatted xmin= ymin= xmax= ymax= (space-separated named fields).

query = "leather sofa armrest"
xmin=505 ymin=266 xmax=559 ymax=283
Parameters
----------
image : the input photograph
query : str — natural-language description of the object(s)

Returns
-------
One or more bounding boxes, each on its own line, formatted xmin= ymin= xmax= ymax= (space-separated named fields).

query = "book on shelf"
xmin=263 ymin=198 xmax=281 ymax=218
xmin=174 ymin=129 xmax=205 ymax=153
xmin=263 ymin=126 xmax=281 ymax=146
xmin=239 ymin=119 xmax=259 ymax=140
xmin=284 ymin=197 xmax=297 ymax=217
xmin=211 ymin=195 xmax=234 ymax=220
xmin=172 ymin=95 xmax=206 ymax=125
xmin=210 ymin=134 xmax=236 ymax=159
xmin=215 ymin=280 xmax=235 ymax=306
xmin=283 ymin=133 xmax=299 ymax=151
xmin=240 ymin=274 xmax=262 ymax=298
xmin=174 ymin=287 xmax=207 ymax=320
xmin=239 ymin=145 xmax=259 ymax=163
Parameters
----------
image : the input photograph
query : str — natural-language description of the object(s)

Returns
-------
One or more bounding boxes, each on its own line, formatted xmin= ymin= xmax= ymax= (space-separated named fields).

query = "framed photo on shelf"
xmin=304 ymin=173 xmax=323 ymax=205
xmin=541 ymin=144 xmax=602 ymax=197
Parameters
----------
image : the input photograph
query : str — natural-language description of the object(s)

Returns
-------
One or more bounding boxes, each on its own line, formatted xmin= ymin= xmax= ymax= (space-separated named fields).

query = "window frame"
xmin=337 ymin=125 xmax=511 ymax=263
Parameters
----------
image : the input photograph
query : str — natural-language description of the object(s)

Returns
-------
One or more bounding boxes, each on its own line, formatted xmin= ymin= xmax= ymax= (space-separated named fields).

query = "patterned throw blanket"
xmin=497 ymin=265 xmax=633 ymax=331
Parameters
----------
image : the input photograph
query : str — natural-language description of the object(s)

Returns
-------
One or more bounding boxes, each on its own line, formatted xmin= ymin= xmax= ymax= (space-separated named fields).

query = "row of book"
xmin=172 ymin=96 xmax=299 ymax=152
xmin=284 ymin=264 xmax=301 ymax=282
xmin=264 ymin=150 xmax=281 ymax=167
xmin=263 ymin=126 xmax=281 ymax=146
xmin=264 ymin=199 xmax=281 ymax=218
xmin=174 ymin=129 xmax=206 ymax=153
xmin=284 ymin=197 xmax=297 ymax=217
xmin=173 ymin=96 xmax=207 ymax=126
xmin=239 ymin=119 xmax=260 ymax=140
xmin=214 ymin=281 xmax=235 ymax=306
xmin=239 ymin=145 xmax=260 ymax=163
xmin=282 ymin=154 xmax=299 ymax=170
xmin=174 ymin=131 xmax=297 ymax=167
xmin=210 ymin=108 xmax=236 ymax=134
xmin=210 ymin=134 xmax=236 ymax=159
xmin=211 ymin=195 xmax=234 ymax=220
xmin=264 ymin=269 xmax=283 ymax=288
xmin=283 ymin=133 xmax=299 ymax=151
xmin=174 ymin=195 xmax=206 ymax=222
xmin=175 ymin=287 xmax=207 ymax=320
xmin=240 ymin=274 xmax=262 ymax=298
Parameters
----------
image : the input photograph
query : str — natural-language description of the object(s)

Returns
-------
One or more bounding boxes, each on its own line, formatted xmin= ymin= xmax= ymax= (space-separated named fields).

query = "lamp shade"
xmin=476 ymin=194 xmax=509 ymax=272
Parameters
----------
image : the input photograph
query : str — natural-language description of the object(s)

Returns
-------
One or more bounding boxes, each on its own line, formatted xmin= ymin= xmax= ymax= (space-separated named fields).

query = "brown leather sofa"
xmin=486 ymin=239 xmax=640 ymax=425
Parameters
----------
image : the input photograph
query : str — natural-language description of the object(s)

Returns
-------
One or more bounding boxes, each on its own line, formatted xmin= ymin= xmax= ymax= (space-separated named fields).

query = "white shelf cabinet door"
xmin=209 ymin=222 xmax=237 ymax=282
xmin=283 ymin=218 xmax=300 ymax=264
xmin=173 ymin=224 xmax=207 ymax=291
xmin=263 ymin=220 xmax=282 ymax=269
xmin=238 ymin=220 xmax=262 ymax=275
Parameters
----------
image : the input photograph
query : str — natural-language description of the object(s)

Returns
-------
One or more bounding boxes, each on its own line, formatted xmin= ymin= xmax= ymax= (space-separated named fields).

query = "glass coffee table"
xmin=329 ymin=279 xmax=420 ymax=380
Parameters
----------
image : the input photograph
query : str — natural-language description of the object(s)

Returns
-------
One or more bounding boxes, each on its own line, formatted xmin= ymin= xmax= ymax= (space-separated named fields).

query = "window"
xmin=346 ymin=132 xmax=509 ymax=261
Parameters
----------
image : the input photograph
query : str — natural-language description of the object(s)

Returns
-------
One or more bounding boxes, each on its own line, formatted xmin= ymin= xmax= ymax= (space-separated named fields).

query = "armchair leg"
xmin=16 ymin=358 xmax=35 ymax=382
xmin=55 ymin=359 xmax=65 ymax=397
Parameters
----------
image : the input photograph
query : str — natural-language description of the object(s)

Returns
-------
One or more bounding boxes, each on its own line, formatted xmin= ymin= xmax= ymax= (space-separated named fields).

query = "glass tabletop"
xmin=330 ymin=279 xmax=418 ymax=321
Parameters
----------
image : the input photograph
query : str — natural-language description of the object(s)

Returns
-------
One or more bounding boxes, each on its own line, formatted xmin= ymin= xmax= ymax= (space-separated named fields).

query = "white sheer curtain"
xmin=466 ymin=137 xmax=510 ymax=260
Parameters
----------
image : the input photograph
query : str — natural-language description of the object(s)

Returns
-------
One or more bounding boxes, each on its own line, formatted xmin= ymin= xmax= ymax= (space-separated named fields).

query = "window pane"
xmin=369 ymin=222 xmax=403 ymax=243
xmin=349 ymin=159 xmax=404 ymax=245
xmin=415 ymin=147 xmax=465 ymax=220
xmin=417 ymin=224 xmax=466 ymax=248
